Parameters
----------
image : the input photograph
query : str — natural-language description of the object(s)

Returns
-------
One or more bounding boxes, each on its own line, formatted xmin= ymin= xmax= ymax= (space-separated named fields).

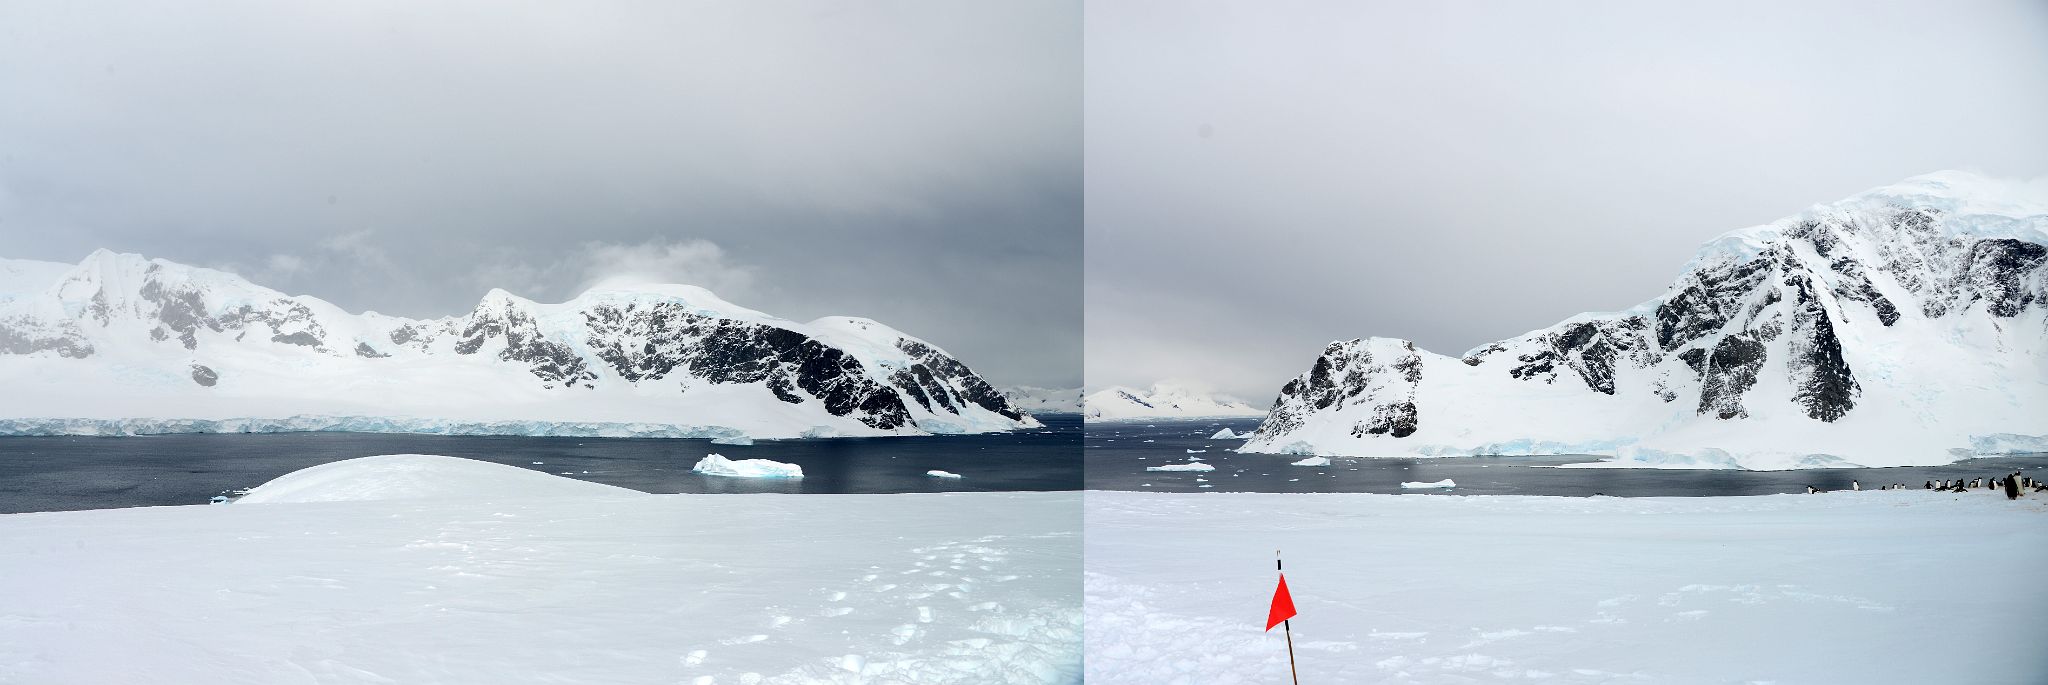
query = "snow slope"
xmin=1086 ymin=490 xmax=2048 ymax=684
xmin=1084 ymin=383 xmax=1266 ymax=421
xmin=1002 ymin=385 xmax=1083 ymax=413
xmin=235 ymin=454 xmax=640 ymax=503
xmin=0 ymin=250 xmax=1037 ymax=439
xmin=0 ymin=456 xmax=1081 ymax=684
xmin=1245 ymin=171 xmax=2048 ymax=469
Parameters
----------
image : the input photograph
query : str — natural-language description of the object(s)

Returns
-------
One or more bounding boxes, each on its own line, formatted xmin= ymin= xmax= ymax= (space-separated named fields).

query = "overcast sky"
xmin=0 ymin=1 xmax=1079 ymax=388
xmin=1087 ymin=0 xmax=2048 ymax=405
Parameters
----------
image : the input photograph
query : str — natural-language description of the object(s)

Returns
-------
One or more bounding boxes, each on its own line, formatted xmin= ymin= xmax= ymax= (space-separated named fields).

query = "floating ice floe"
xmin=1185 ymin=449 xmax=1207 ymax=454
xmin=1290 ymin=457 xmax=1331 ymax=467
xmin=1401 ymin=479 xmax=1455 ymax=489
xmin=1210 ymin=428 xmax=1244 ymax=439
xmin=926 ymin=470 xmax=964 ymax=479
xmin=1146 ymin=462 xmax=1216 ymax=472
xmin=692 ymin=453 xmax=804 ymax=479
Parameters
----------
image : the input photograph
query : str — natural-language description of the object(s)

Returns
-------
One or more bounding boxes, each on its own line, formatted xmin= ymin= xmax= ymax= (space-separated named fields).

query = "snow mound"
xmin=926 ymin=470 xmax=964 ymax=479
xmin=1401 ymin=478 xmax=1456 ymax=489
xmin=1290 ymin=456 xmax=1331 ymax=467
xmin=692 ymin=453 xmax=804 ymax=479
xmin=1145 ymin=462 xmax=1215 ymax=472
xmin=236 ymin=454 xmax=639 ymax=504
xmin=1210 ymin=428 xmax=1241 ymax=439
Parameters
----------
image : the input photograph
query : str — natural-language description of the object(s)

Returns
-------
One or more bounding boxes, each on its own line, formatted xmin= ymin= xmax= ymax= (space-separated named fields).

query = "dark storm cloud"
xmin=0 ymin=0 xmax=1079 ymax=387
xmin=1086 ymin=0 xmax=2048 ymax=404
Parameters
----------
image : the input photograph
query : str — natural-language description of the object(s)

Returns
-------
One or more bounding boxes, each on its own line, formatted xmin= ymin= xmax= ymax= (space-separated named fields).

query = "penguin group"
xmin=1920 ymin=471 xmax=2041 ymax=500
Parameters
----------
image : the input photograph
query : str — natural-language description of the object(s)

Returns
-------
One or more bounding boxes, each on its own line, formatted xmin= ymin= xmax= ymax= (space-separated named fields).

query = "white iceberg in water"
xmin=1401 ymin=478 xmax=1455 ymax=489
xmin=926 ymin=470 xmax=964 ymax=479
xmin=1210 ymin=428 xmax=1244 ymax=439
xmin=710 ymin=435 xmax=755 ymax=446
xmin=692 ymin=453 xmax=804 ymax=479
xmin=1290 ymin=457 xmax=1330 ymax=467
xmin=1185 ymin=449 xmax=1207 ymax=454
xmin=1146 ymin=462 xmax=1216 ymax=472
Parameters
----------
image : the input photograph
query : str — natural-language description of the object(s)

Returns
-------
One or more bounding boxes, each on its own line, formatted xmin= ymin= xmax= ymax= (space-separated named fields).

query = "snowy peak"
xmin=0 ymin=250 xmax=1032 ymax=437
xmin=1084 ymin=382 xmax=1266 ymax=421
xmin=1001 ymin=385 xmax=1082 ymax=413
xmin=1247 ymin=173 xmax=2048 ymax=468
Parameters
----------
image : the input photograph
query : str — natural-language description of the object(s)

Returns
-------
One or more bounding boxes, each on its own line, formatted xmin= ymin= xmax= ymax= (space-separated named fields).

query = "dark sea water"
xmin=1087 ymin=418 xmax=2048 ymax=497
xmin=0 ymin=414 xmax=1082 ymax=514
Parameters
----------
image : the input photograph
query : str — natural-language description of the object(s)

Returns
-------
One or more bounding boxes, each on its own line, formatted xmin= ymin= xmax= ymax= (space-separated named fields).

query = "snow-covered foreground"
xmin=0 ymin=456 xmax=1080 ymax=684
xmin=1086 ymin=490 xmax=2048 ymax=684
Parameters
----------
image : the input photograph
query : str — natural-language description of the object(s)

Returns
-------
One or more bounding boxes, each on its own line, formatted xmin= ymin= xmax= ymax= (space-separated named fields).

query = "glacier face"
xmin=1243 ymin=171 xmax=2048 ymax=469
xmin=0 ymin=251 xmax=1036 ymax=438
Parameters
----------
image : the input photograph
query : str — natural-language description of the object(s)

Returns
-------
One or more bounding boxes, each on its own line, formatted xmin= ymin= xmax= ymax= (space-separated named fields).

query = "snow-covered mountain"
xmin=1243 ymin=171 xmax=2048 ymax=469
xmin=1002 ymin=385 xmax=1082 ymax=413
xmin=1083 ymin=383 xmax=1267 ymax=421
xmin=0 ymin=250 xmax=1037 ymax=438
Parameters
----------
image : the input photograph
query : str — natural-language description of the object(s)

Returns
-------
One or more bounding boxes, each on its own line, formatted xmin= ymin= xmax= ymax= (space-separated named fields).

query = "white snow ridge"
xmin=1084 ymin=382 xmax=1267 ymax=421
xmin=1242 ymin=172 xmax=2048 ymax=469
xmin=0 ymin=455 xmax=1082 ymax=683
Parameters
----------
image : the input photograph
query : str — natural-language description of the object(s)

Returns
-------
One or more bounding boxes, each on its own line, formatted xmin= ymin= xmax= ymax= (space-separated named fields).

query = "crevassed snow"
xmin=1290 ymin=457 xmax=1331 ymax=467
xmin=1400 ymin=478 xmax=1455 ymax=489
xmin=1144 ymin=462 xmax=1215 ymax=472
xmin=1084 ymin=383 xmax=1267 ymax=421
xmin=0 ymin=457 xmax=1081 ymax=684
xmin=692 ymin=453 xmax=804 ymax=479
xmin=235 ymin=454 xmax=638 ymax=503
xmin=1085 ymin=490 xmax=2048 ymax=684
xmin=926 ymin=470 xmax=964 ymax=479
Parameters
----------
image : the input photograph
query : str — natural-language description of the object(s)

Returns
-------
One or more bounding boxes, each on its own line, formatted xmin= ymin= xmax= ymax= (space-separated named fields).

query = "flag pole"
xmin=1279 ymin=550 xmax=1299 ymax=685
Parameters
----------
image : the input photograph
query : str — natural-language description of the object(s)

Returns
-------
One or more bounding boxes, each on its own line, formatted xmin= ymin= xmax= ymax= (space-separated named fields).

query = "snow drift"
xmin=1244 ymin=171 xmax=2048 ymax=469
xmin=0 ymin=251 xmax=1038 ymax=439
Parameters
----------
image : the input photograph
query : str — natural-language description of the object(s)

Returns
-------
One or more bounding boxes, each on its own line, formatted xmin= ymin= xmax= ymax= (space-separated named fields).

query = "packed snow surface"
xmin=0 ymin=457 xmax=1081 ymax=683
xmin=1145 ymin=462 xmax=1215 ymax=473
xmin=235 ymin=454 xmax=638 ymax=503
xmin=1290 ymin=457 xmax=1331 ymax=467
xmin=1085 ymin=490 xmax=2048 ymax=684
xmin=1085 ymin=383 xmax=1266 ymax=421
xmin=926 ymin=470 xmax=964 ymax=479
xmin=692 ymin=453 xmax=805 ymax=479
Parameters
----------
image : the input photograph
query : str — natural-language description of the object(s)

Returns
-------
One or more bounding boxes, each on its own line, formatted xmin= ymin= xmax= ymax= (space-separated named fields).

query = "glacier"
xmin=0 ymin=250 xmax=1040 ymax=439
xmin=1242 ymin=171 xmax=2048 ymax=469
xmin=1084 ymin=382 xmax=1267 ymax=421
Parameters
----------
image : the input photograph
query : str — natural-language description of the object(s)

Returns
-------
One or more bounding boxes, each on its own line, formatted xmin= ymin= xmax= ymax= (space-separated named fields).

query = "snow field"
xmin=1085 ymin=490 xmax=2048 ymax=684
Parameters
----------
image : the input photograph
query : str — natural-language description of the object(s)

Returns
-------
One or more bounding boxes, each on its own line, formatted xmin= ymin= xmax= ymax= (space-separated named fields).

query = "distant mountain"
xmin=0 ymin=250 xmax=1035 ymax=438
xmin=1243 ymin=171 xmax=2048 ymax=469
xmin=1002 ymin=385 xmax=1082 ymax=413
xmin=1084 ymin=383 xmax=1266 ymax=421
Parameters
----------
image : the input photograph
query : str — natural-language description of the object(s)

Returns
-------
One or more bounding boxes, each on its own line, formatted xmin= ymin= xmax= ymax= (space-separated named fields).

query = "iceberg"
xmin=710 ymin=435 xmax=755 ymax=446
xmin=1401 ymin=479 xmax=1455 ymax=489
xmin=691 ymin=453 xmax=804 ymax=479
xmin=1289 ymin=456 xmax=1330 ymax=467
xmin=926 ymin=470 xmax=964 ymax=479
xmin=1145 ymin=462 xmax=1215 ymax=472
xmin=1210 ymin=427 xmax=1244 ymax=439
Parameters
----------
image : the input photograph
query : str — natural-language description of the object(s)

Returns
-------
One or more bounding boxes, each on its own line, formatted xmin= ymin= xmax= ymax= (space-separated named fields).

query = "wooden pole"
xmin=1279 ymin=551 xmax=1299 ymax=685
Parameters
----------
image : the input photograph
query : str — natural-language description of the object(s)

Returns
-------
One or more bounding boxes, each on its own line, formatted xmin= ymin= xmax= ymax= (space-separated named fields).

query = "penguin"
xmin=2006 ymin=475 xmax=2022 ymax=500
xmin=1805 ymin=485 xmax=1818 ymax=494
xmin=1924 ymin=480 xmax=1934 ymax=490
xmin=1852 ymin=480 xmax=1860 ymax=491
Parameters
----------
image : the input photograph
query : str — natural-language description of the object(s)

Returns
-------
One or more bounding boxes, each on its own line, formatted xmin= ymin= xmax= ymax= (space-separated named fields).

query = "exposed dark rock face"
xmin=1784 ymin=274 xmax=1859 ymax=422
xmin=1962 ymin=239 xmax=2046 ymax=317
xmin=0 ymin=317 xmax=93 ymax=358
xmin=1254 ymin=338 xmax=1422 ymax=442
xmin=354 ymin=342 xmax=389 ymax=358
xmin=1697 ymin=333 xmax=1765 ymax=420
xmin=189 ymin=364 xmax=218 ymax=387
xmin=455 ymin=295 xmax=598 ymax=389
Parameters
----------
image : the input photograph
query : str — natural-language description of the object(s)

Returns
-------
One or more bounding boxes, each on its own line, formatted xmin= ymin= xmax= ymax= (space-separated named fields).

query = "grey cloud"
xmin=1086 ymin=0 xmax=2048 ymax=403
xmin=0 ymin=0 xmax=1080 ymax=387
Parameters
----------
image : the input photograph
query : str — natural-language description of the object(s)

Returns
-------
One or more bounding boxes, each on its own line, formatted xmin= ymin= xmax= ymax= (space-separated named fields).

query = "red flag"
xmin=1266 ymin=572 xmax=1297 ymax=630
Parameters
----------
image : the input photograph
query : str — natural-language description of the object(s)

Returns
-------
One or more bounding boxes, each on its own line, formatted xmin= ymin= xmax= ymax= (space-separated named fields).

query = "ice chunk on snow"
xmin=1400 ymin=478 xmax=1455 ymax=489
xmin=1290 ymin=457 xmax=1330 ymax=467
xmin=692 ymin=453 xmax=804 ymax=479
xmin=1145 ymin=462 xmax=1216 ymax=472
xmin=237 ymin=454 xmax=639 ymax=503
xmin=710 ymin=435 xmax=755 ymax=446
xmin=926 ymin=470 xmax=964 ymax=479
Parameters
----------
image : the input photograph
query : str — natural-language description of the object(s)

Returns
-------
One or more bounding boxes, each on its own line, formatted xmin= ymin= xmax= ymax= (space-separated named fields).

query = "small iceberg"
xmin=692 ymin=453 xmax=804 ymax=479
xmin=1290 ymin=456 xmax=1330 ymax=467
xmin=1210 ymin=428 xmax=1245 ymax=439
xmin=1146 ymin=462 xmax=1216 ymax=472
xmin=1186 ymin=449 xmax=1207 ymax=454
xmin=1401 ymin=478 xmax=1455 ymax=489
xmin=710 ymin=435 xmax=755 ymax=446
xmin=926 ymin=470 xmax=964 ymax=479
